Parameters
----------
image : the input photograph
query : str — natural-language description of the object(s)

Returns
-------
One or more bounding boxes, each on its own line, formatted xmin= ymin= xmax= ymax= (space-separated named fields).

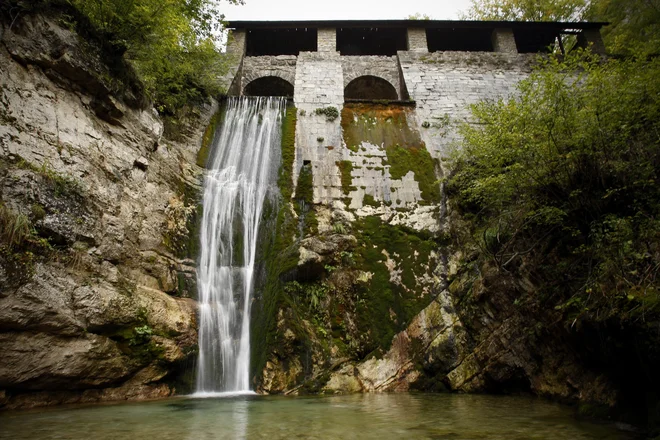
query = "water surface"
xmin=0 ymin=393 xmax=633 ymax=439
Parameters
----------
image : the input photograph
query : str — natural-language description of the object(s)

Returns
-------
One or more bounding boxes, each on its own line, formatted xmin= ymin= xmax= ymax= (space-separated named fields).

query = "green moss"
xmin=30 ymin=204 xmax=46 ymax=221
xmin=295 ymin=163 xmax=317 ymax=236
xmin=386 ymin=144 xmax=440 ymax=202
xmin=340 ymin=103 xmax=440 ymax=202
xmin=196 ymin=107 xmax=225 ymax=168
xmin=363 ymin=194 xmax=379 ymax=207
xmin=250 ymin=103 xmax=302 ymax=382
xmin=295 ymin=163 xmax=314 ymax=204
xmin=279 ymin=105 xmax=298 ymax=201
xmin=336 ymin=161 xmax=354 ymax=195
xmin=352 ymin=216 xmax=438 ymax=354
xmin=107 ymin=324 xmax=166 ymax=363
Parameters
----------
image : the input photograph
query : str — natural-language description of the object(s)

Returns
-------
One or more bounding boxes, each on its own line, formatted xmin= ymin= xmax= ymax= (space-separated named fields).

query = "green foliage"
xmin=405 ymin=13 xmax=432 ymax=20
xmin=130 ymin=325 xmax=153 ymax=346
xmin=447 ymin=51 xmax=660 ymax=323
xmin=462 ymin=0 xmax=588 ymax=20
xmin=315 ymin=107 xmax=339 ymax=122
xmin=284 ymin=281 xmax=329 ymax=312
xmin=0 ymin=204 xmax=32 ymax=249
xmin=47 ymin=0 xmax=242 ymax=113
xmin=333 ymin=223 xmax=347 ymax=234
xmin=0 ymin=203 xmax=53 ymax=287
xmin=588 ymin=0 xmax=660 ymax=56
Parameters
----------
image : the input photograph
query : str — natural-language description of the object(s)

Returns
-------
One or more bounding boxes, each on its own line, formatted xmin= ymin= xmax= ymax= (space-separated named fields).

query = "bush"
xmin=447 ymin=51 xmax=660 ymax=323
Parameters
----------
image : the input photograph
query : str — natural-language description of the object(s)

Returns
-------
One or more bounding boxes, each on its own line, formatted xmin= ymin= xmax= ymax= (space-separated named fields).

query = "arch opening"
xmin=244 ymin=76 xmax=294 ymax=97
xmin=344 ymin=76 xmax=398 ymax=101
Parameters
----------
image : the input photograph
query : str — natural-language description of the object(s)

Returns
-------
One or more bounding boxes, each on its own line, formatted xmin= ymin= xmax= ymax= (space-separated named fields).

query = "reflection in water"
xmin=0 ymin=393 xmax=633 ymax=440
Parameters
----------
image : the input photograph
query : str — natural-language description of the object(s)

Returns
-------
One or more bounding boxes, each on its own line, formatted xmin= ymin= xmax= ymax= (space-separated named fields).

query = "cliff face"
xmin=0 ymin=11 xmax=211 ymax=409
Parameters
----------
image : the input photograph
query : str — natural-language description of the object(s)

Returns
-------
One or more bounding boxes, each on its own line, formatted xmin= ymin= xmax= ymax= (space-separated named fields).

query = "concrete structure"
xmin=223 ymin=20 xmax=606 ymax=209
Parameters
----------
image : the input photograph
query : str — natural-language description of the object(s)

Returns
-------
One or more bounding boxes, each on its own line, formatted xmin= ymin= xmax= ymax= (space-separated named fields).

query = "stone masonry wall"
xmin=492 ymin=28 xmax=518 ymax=54
xmin=341 ymin=56 xmax=402 ymax=99
xmin=241 ymin=55 xmax=297 ymax=94
xmin=230 ymin=48 xmax=538 ymax=209
xmin=407 ymin=28 xmax=428 ymax=52
xmin=318 ymin=28 xmax=337 ymax=52
xmin=292 ymin=52 xmax=344 ymax=203
xmin=398 ymin=50 xmax=536 ymax=162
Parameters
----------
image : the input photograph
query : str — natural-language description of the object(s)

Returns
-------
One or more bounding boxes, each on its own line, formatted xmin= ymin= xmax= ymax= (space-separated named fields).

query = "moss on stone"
xmin=352 ymin=216 xmax=438 ymax=354
xmin=196 ymin=107 xmax=224 ymax=168
xmin=340 ymin=103 xmax=440 ymax=202
xmin=295 ymin=163 xmax=318 ymax=236
xmin=336 ymin=160 xmax=354 ymax=195
xmin=363 ymin=194 xmax=379 ymax=207
xmin=386 ymin=144 xmax=440 ymax=202
xmin=295 ymin=163 xmax=314 ymax=204
xmin=279 ymin=105 xmax=298 ymax=201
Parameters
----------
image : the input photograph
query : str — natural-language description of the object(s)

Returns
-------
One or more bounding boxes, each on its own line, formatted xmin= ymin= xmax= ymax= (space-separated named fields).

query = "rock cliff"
xmin=0 ymin=10 xmax=211 ymax=409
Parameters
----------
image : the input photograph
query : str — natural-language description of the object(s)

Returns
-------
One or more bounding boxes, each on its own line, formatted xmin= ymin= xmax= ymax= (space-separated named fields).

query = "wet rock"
xmin=0 ymin=332 xmax=134 ymax=391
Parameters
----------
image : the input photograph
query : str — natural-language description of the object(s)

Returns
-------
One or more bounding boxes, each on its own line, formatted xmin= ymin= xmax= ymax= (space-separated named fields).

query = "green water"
xmin=0 ymin=393 xmax=633 ymax=439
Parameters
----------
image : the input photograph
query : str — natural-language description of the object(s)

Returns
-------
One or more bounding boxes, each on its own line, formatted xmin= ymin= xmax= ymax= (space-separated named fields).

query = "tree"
xmin=588 ymin=0 xmax=660 ymax=55
xmin=447 ymin=52 xmax=660 ymax=322
xmin=461 ymin=0 xmax=588 ymax=21
xmin=405 ymin=13 xmax=432 ymax=20
xmin=65 ymin=0 xmax=244 ymax=114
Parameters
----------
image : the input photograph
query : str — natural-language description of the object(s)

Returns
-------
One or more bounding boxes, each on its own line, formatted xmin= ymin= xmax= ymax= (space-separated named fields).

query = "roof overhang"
xmin=225 ymin=20 xmax=607 ymax=31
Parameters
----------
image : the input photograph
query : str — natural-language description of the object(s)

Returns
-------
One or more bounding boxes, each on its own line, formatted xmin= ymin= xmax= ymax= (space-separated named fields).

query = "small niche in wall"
xmin=426 ymin=28 xmax=494 ymax=52
xmin=246 ymin=28 xmax=318 ymax=56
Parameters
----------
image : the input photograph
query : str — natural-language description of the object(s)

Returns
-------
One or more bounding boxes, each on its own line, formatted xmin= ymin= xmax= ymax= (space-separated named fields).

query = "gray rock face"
xmin=0 ymin=11 xmax=209 ymax=409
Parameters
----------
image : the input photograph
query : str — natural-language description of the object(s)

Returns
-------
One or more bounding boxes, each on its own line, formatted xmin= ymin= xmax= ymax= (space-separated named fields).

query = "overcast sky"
xmin=221 ymin=0 xmax=474 ymax=21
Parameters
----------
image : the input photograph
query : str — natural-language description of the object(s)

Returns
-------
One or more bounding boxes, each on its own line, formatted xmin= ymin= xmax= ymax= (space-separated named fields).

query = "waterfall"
xmin=195 ymin=97 xmax=285 ymax=394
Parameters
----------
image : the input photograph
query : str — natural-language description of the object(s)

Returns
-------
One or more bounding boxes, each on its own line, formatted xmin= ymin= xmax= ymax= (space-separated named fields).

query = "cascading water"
xmin=195 ymin=97 xmax=285 ymax=394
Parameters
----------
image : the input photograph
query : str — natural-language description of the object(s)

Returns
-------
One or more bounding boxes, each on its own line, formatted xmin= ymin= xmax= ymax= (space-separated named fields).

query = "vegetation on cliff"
xmin=2 ymin=0 xmax=240 ymax=114
xmin=447 ymin=50 xmax=660 ymax=429
xmin=455 ymin=0 xmax=660 ymax=336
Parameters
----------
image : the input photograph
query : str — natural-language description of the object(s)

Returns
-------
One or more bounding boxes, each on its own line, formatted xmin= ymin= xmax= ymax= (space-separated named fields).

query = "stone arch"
xmin=344 ymin=75 xmax=398 ymax=100
xmin=244 ymin=76 xmax=294 ymax=97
